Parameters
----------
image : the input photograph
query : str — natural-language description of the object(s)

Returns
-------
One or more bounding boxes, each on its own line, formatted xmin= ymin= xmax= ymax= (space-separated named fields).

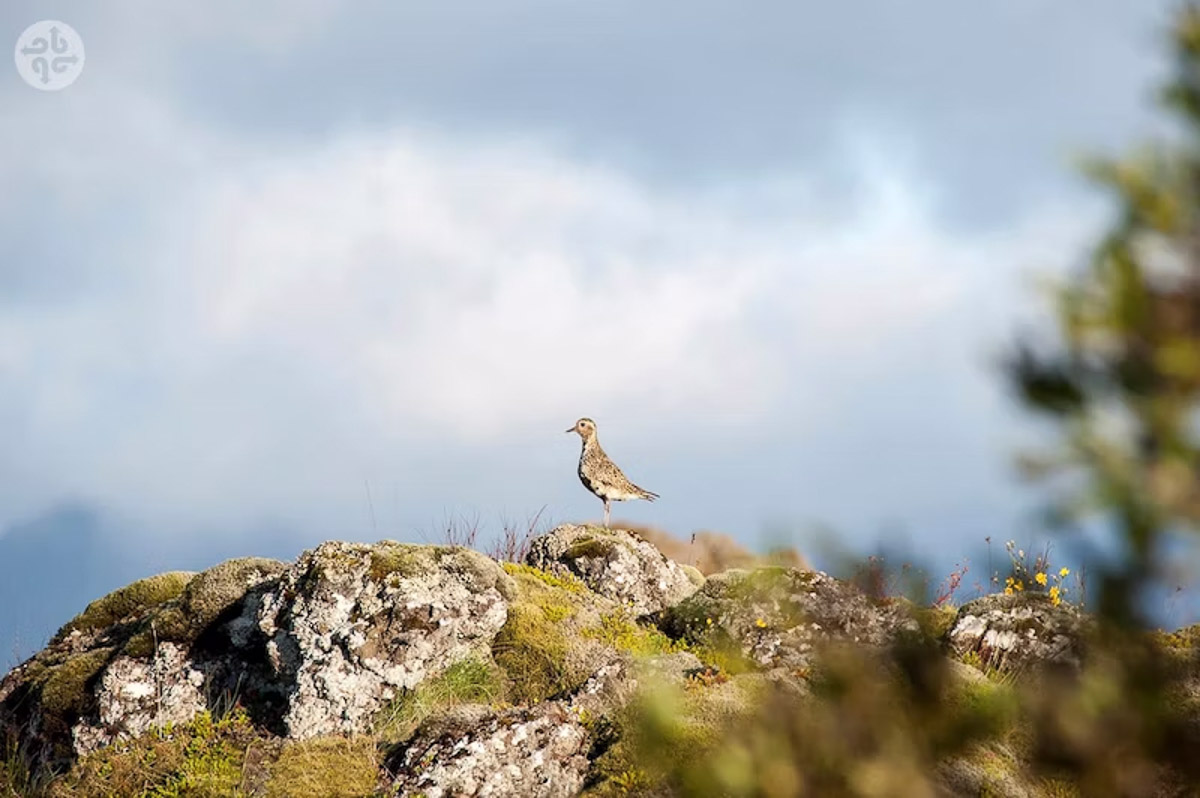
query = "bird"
xmin=566 ymin=417 xmax=658 ymax=528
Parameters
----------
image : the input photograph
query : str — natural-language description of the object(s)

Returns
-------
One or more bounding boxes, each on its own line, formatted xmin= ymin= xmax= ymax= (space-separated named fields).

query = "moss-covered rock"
xmin=55 ymin=572 xmax=196 ymax=641
xmin=662 ymin=567 xmax=918 ymax=673
xmin=948 ymin=592 xmax=1090 ymax=675
xmin=492 ymin=562 xmax=620 ymax=705
xmin=526 ymin=525 xmax=699 ymax=616
xmin=36 ymin=648 xmax=114 ymax=720
xmin=121 ymin=557 xmax=287 ymax=658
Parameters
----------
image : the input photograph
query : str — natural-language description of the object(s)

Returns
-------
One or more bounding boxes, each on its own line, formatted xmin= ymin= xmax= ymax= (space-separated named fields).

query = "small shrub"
xmin=49 ymin=709 xmax=261 ymax=798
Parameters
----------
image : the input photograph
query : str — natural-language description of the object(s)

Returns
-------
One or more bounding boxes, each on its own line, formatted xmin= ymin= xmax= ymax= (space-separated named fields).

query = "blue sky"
xmin=0 ymin=0 xmax=1186 ymax=646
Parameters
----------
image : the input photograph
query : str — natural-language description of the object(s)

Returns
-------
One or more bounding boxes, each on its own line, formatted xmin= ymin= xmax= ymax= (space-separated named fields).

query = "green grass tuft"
xmin=375 ymin=658 xmax=505 ymax=743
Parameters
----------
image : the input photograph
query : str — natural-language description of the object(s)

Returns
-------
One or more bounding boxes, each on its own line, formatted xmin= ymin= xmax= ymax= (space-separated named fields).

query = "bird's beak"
xmin=565 ymin=427 xmax=575 ymax=434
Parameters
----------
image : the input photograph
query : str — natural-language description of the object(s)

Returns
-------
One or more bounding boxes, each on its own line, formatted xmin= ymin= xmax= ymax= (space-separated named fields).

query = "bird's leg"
xmin=603 ymin=500 xmax=610 ymax=529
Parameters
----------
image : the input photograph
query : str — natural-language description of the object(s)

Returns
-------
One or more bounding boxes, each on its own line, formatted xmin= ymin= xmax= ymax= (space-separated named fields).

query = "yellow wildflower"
xmin=1035 ymin=572 xmax=1047 ymax=586
xmin=1060 ymin=567 xmax=1070 ymax=577
xmin=1049 ymin=585 xmax=1061 ymax=606
xmin=755 ymin=618 xmax=767 ymax=629
xmin=1015 ymin=580 xmax=1024 ymax=592
xmin=1004 ymin=587 xmax=1014 ymax=596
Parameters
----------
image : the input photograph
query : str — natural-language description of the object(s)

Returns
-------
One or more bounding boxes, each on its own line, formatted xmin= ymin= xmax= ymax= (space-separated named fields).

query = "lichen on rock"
xmin=388 ymin=701 xmax=591 ymax=797
xmin=947 ymin=592 xmax=1089 ymax=674
xmin=255 ymin=540 xmax=515 ymax=739
xmin=525 ymin=525 xmax=699 ymax=616
xmin=662 ymin=566 xmax=918 ymax=672
xmin=72 ymin=642 xmax=207 ymax=756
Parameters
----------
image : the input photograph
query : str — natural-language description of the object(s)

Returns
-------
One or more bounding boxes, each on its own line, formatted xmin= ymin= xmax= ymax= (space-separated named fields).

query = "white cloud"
xmin=0 ymin=85 xmax=1095 ymax=537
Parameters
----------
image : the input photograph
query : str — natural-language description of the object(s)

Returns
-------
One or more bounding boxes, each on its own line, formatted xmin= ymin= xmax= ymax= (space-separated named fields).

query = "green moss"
xmin=501 ymin=563 xmax=589 ymax=594
xmin=583 ymin=612 xmax=679 ymax=657
xmin=57 ymin=573 xmax=196 ymax=640
xmin=38 ymin=648 xmax=114 ymax=718
xmin=492 ymin=604 xmax=572 ymax=704
xmin=565 ymin=537 xmax=616 ymax=561
xmin=681 ymin=564 xmax=706 ymax=588
xmin=264 ymin=737 xmax=379 ymax=798
xmin=181 ymin=558 xmax=285 ymax=630
xmin=914 ymin=604 xmax=959 ymax=640
xmin=116 ymin=558 xmax=286 ymax=657
xmin=1038 ymin=777 xmax=1082 ymax=797
xmin=375 ymin=657 xmax=505 ymax=743
xmin=723 ymin=567 xmax=807 ymax=602
xmin=490 ymin=562 xmax=611 ymax=703
xmin=660 ymin=598 xmax=755 ymax=674
xmin=368 ymin=544 xmax=433 ymax=583
xmin=954 ymin=679 xmax=1021 ymax=739
xmin=687 ymin=641 xmax=756 ymax=676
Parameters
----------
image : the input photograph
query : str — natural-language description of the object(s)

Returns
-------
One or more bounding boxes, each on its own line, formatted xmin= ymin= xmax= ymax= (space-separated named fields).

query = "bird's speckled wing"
xmin=579 ymin=445 xmax=656 ymax=501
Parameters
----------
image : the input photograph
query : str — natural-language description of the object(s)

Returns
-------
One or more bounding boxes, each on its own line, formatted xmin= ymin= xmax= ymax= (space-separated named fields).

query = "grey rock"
xmin=72 ymin=642 xmax=206 ymax=756
xmin=390 ymin=701 xmax=590 ymax=798
xmin=525 ymin=525 xmax=698 ymax=616
xmin=947 ymin=592 xmax=1088 ymax=674
xmin=662 ymin=567 xmax=918 ymax=670
xmin=256 ymin=541 xmax=514 ymax=738
xmin=568 ymin=651 xmax=703 ymax=720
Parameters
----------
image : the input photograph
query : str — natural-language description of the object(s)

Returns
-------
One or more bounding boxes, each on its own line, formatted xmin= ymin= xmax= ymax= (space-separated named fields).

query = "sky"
xmin=0 ymin=1 xmax=1188 ymax=653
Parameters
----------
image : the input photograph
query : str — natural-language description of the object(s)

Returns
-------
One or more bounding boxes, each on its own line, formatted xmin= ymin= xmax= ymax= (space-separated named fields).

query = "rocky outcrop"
xmin=526 ymin=525 xmax=699 ymax=616
xmin=662 ymin=566 xmax=918 ymax=671
xmin=947 ymin=592 xmax=1089 ymax=674
xmin=5 ymin=524 xmax=1168 ymax=798
xmin=0 ymin=542 xmax=516 ymax=768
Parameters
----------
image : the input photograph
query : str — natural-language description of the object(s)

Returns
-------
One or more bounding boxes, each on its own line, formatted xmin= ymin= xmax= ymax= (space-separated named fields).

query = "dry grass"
xmin=264 ymin=736 xmax=380 ymax=798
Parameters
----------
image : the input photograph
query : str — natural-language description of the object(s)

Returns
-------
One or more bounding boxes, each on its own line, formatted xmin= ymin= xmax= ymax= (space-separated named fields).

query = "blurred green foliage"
xmin=615 ymin=5 xmax=1200 ymax=796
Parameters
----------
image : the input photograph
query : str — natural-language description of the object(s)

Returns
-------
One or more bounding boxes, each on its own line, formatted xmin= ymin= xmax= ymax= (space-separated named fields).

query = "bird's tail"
xmin=637 ymin=487 xmax=659 ymax=502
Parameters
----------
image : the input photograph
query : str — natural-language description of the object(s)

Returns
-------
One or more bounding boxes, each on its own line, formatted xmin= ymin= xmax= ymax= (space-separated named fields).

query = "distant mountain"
xmin=0 ymin=504 xmax=140 ymax=667
xmin=0 ymin=504 xmax=313 ymax=668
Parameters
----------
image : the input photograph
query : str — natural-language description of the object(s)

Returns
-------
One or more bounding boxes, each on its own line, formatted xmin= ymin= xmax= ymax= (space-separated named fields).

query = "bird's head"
xmin=566 ymin=418 xmax=597 ymax=439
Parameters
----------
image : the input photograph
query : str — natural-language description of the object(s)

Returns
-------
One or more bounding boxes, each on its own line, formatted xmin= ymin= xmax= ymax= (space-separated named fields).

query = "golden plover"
xmin=566 ymin=418 xmax=658 ymax=527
